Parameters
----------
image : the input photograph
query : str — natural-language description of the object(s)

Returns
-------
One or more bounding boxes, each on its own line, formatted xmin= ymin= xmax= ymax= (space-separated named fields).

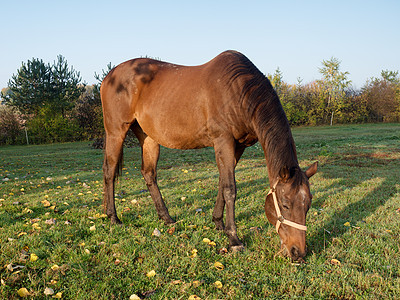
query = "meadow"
xmin=0 ymin=123 xmax=399 ymax=299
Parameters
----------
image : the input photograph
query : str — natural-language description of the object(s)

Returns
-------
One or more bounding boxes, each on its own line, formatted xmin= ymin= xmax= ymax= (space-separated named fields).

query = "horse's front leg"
xmin=214 ymin=138 xmax=244 ymax=252
xmin=212 ymin=145 xmax=245 ymax=232
xmin=212 ymin=183 xmax=225 ymax=231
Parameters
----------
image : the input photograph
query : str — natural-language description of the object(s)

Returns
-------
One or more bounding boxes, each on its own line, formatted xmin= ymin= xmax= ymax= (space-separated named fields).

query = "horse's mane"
xmin=221 ymin=51 xmax=299 ymax=179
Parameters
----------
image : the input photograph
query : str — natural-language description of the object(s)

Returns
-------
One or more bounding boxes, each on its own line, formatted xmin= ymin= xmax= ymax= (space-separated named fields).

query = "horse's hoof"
xmin=163 ymin=217 xmax=175 ymax=225
xmin=216 ymin=225 xmax=225 ymax=231
xmin=214 ymin=221 xmax=225 ymax=231
xmin=110 ymin=216 xmax=122 ymax=225
xmin=229 ymin=244 xmax=245 ymax=252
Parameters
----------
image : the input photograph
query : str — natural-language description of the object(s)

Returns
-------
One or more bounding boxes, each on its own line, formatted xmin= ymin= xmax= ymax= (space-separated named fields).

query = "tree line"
xmin=268 ymin=59 xmax=400 ymax=126
xmin=0 ymin=56 xmax=399 ymax=145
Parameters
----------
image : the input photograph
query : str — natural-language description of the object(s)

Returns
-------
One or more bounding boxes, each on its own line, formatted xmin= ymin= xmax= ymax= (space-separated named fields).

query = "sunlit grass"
xmin=0 ymin=123 xmax=399 ymax=299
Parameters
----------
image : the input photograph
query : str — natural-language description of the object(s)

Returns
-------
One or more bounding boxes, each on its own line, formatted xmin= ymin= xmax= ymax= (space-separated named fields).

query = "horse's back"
xmin=101 ymin=50 xmax=244 ymax=104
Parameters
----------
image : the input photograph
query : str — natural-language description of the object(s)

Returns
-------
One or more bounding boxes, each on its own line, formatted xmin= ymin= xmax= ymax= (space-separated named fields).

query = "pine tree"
xmin=51 ymin=55 xmax=84 ymax=117
xmin=95 ymin=62 xmax=114 ymax=83
xmin=2 ymin=58 xmax=51 ymax=115
xmin=1 ymin=56 xmax=84 ymax=118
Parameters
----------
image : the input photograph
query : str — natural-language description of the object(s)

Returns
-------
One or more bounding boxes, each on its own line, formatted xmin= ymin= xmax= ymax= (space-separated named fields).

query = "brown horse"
xmin=101 ymin=50 xmax=317 ymax=260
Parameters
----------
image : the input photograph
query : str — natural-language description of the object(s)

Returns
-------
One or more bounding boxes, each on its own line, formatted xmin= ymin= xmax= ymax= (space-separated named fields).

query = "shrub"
xmin=0 ymin=105 xmax=25 ymax=145
xmin=27 ymin=106 xmax=81 ymax=144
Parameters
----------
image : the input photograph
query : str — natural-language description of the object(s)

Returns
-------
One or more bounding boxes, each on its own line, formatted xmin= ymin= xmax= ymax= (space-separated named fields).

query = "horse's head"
xmin=264 ymin=162 xmax=318 ymax=261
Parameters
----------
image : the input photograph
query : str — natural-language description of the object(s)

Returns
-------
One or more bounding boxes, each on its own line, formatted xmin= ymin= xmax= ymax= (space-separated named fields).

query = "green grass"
xmin=1 ymin=123 xmax=399 ymax=299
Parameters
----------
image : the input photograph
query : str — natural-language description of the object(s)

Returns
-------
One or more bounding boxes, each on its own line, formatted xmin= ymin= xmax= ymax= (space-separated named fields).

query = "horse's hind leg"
xmin=132 ymin=126 xmax=174 ymax=224
xmin=103 ymin=133 xmax=127 ymax=224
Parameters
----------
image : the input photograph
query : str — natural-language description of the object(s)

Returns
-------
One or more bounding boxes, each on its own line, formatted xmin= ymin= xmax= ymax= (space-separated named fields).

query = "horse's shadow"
xmin=306 ymin=154 xmax=399 ymax=255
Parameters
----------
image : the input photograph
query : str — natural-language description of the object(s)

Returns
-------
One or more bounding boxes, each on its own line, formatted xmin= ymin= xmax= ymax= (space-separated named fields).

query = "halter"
xmin=268 ymin=181 xmax=307 ymax=233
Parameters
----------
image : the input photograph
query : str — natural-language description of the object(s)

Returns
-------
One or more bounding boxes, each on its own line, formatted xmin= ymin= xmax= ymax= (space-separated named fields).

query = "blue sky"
xmin=1 ymin=0 xmax=399 ymax=89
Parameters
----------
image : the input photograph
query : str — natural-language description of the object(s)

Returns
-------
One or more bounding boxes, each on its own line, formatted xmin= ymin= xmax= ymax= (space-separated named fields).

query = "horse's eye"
xmin=283 ymin=205 xmax=289 ymax=210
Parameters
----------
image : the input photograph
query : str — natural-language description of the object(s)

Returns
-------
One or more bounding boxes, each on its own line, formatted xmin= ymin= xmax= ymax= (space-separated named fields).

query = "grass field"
xmin=0 ymin=123 xmax=399 ymax=299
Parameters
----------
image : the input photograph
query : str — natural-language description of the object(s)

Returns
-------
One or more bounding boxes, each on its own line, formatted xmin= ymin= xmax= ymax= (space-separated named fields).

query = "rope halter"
xmin=268 ymin=181 xmax=307 ymax=233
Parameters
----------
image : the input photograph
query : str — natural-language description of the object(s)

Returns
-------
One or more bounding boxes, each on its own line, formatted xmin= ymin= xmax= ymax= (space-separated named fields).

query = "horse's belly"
xmin=137 ymin=116 xmax=212 ymax=150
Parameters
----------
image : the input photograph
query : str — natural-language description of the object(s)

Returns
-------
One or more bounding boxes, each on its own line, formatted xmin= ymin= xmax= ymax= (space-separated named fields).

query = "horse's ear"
xmin=305 ymin=161 xmax=318 ymax=178
xmin=279 ymin=166 xmax=290 ymax=182
xmin=279 ymin=166 xmax=298 ymax=182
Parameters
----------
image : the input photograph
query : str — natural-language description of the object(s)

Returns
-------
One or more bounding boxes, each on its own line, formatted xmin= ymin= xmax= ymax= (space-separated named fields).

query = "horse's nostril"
xmin=290 ymin=246 xmax=300 ymax=259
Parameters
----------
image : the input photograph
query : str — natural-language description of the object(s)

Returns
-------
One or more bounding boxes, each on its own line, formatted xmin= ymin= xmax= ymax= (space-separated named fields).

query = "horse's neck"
xmin=238 ymin=81 xmax=299 ymax=184
xmin=258 ymin=122 xmax=299 ymax=184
